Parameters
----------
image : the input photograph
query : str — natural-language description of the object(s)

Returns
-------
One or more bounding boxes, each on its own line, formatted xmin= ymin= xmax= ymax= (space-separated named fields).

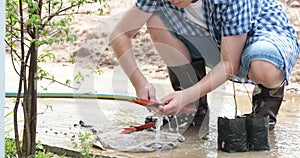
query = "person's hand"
xmin=158 ymin=90 xmax=191 ymax=116
xmin=134 ymin=82 xmax=159 ymax=113
xmin=135 ymin=82 xmax=157 ymax=101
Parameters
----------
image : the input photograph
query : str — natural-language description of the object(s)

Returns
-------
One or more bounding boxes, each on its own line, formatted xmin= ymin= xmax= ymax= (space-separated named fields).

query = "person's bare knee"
xmin=248 ymin=60 xmax=285 ymax=88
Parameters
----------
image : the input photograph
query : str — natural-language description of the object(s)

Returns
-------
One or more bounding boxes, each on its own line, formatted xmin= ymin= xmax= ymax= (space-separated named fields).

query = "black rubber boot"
xmin=252 ymin=81 xmax=285 ymax=130
xmin=145 ymin=58 xmax=209 ymax=134
xmin=190 ymin=58 xmax=209 ymax=127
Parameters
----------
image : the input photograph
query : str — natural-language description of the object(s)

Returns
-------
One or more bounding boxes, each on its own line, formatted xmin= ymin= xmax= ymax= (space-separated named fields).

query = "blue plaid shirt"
xmin=136 ymin=0 xmax=300 ymax=83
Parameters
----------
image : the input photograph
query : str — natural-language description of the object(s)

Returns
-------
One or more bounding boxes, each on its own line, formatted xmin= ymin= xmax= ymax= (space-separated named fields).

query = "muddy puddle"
xmin=4 ymin=89 xmax=300 ymax=158
xmin=87 ymin=92 xmax=300 ymax=158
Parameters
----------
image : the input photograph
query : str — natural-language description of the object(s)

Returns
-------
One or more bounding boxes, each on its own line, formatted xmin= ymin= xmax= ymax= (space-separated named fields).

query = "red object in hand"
xmin=130 ymin=98 xmax=197 ymax=114
xmin=130 ymin=98 xmax=160 ymax=106
xmin=121 ymin=99 xmax=198 ymax=134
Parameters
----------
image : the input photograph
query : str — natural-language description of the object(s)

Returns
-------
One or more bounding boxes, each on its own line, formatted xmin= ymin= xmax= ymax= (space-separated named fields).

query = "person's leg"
xmin=146 ymin=14 xmax=192 ymax=66
xmin=242 ymin=41 xmax=285 ymax=130
xmin=145 ymin=13 xmax=211 ymax=133
xmin=248 ymin=60 xmax=285 ymax=88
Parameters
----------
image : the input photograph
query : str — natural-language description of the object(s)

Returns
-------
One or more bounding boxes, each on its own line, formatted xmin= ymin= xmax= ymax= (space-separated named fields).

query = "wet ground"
xmin=94 ymin=93 xmax=300 ymax=158
xmin=5 ymin=89 xmax=300 ymax=158
xmin=4 ymin=59 xmax=300 ymax=158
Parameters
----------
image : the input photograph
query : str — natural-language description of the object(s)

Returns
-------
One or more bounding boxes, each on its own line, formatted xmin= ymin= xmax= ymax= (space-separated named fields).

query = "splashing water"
xmin=155 ymin=116 xmax=163 ymax=142
xmin=93 ymin=115 xmax=186 ymax=152
xmin=163 ymin=115 xmax=183 ymax=133
xmin=174 ymin=115 xmax=179 ymax=132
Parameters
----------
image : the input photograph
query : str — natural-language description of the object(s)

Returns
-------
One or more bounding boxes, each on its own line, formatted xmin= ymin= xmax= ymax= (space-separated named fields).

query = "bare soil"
xmin=46 ymin=0 xmax=300 ymax=90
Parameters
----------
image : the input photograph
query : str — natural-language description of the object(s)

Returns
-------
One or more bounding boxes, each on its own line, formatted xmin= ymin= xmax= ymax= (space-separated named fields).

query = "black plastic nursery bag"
xmin=246 ymin=115 xmax=270 ymax=151
xmin=217 ymin=117 xmax=248 ymax=153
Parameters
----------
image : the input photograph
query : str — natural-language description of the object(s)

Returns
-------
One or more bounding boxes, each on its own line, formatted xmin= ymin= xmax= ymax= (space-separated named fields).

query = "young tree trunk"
xmin=29 ymin=42 xmax=38 ymax=156
xmin=15 ymin=0 xmax=39 ymax=155
xmin=21 ymin=28 xmax=38 ymax=158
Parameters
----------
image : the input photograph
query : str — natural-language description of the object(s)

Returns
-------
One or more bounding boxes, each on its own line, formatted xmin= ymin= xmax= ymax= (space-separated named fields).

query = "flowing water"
xmin=155 ymin=116 xmax=163 ymax=142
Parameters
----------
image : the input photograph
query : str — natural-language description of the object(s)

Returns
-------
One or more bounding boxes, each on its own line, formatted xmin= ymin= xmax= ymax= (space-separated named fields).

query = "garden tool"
xmin=121 ymin=122 xmax=156 ymax=134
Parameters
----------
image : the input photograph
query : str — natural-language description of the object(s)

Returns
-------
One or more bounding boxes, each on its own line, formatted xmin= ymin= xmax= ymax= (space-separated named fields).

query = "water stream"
xmin=155 ymin=116 xmax=163 ymax=142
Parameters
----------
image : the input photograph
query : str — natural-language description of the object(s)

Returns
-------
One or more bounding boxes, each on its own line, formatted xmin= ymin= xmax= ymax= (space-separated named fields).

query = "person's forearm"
xmin=183 ymin=34 xmax=247 ymax=103
xmin=109 ymin=5 xmax=153 ymax=88
xmin=110 ymin=36 xmax=148 ymax=88
xmin=181 ymin=60 xmax=235 ymax=104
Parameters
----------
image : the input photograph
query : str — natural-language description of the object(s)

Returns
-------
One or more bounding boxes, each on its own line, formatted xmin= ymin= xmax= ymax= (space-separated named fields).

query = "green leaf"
xmin=65 ymin=79 xmax=71 ymax=86
xmin=66 ymin=34 xmax=78 ymax=42
xmin=72 ymin=141 xmax=78 ymax=149
xmin=4 ymin=111 xmax=13 ymax=119
xmin=71 ymin=57 xmax=77 ymax=64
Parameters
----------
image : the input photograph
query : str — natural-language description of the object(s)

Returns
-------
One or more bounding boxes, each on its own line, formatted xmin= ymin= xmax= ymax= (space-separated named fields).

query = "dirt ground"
xmin=45 ymin=0 xmax=300 ymax=89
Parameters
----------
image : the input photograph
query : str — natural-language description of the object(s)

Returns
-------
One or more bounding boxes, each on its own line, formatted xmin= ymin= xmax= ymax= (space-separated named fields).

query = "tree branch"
xmin=41 ymin=76 xmax=79 ymax=90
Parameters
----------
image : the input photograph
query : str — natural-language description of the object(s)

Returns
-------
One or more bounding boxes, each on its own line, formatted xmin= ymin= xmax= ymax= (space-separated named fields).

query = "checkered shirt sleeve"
xmin=220 ymin=0 xmax=252 ymax=36
xmin=136 ymin=0 xmax=209 ymax=36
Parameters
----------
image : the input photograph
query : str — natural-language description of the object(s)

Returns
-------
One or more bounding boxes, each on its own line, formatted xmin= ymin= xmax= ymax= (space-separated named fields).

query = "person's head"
xmin=168 ymin=0 xmax=197 ymax=8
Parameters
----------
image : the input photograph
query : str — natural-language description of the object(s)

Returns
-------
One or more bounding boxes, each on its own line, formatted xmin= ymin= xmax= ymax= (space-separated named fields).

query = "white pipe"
xmin=0 ymin=0 xmax=5 ymax=156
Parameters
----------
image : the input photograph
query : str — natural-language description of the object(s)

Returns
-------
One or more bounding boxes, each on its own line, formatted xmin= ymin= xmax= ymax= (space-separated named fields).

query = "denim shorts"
xmin=153 ymin=11 xmax=285 ymax=82
xmin=176 ymin=34 xmax=285 ymax=80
